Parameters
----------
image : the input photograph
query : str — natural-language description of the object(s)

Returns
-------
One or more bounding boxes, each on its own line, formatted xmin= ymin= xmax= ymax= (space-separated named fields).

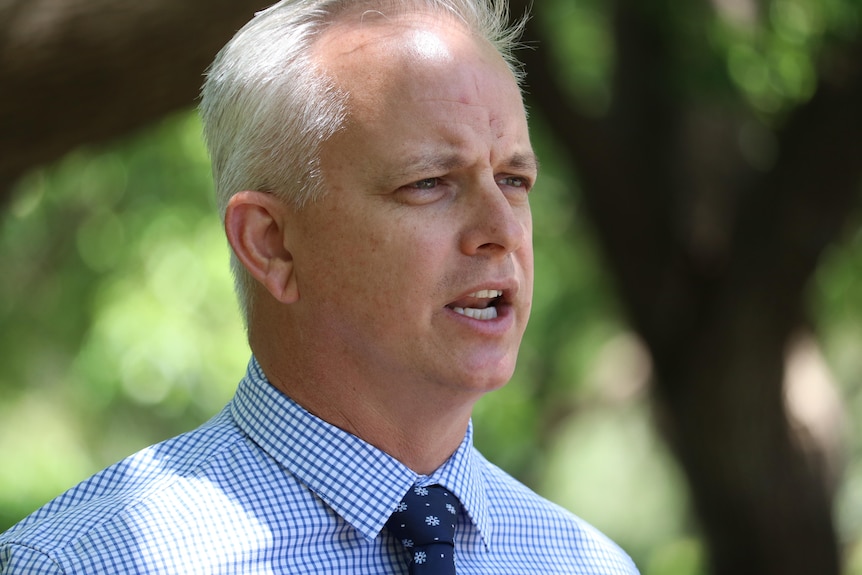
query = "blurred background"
xmin=1 ymin=1 xmax=861 ymax=574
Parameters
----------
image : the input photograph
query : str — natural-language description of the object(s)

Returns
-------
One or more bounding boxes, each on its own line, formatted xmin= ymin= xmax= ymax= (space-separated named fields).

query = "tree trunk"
xmin=509 ymin=0 xmax=862 ymax=572
xmin=0 ymin=0 xmax=271 ymax=199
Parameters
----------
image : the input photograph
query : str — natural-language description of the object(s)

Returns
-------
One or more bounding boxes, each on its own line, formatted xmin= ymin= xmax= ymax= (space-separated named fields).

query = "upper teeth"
xmin=470 ymin=289 xmax=503 ymax=298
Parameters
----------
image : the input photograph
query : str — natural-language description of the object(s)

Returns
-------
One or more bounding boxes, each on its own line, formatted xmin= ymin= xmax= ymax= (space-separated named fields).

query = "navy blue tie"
xmin=387 ymin=485 xmax=461 ymax=574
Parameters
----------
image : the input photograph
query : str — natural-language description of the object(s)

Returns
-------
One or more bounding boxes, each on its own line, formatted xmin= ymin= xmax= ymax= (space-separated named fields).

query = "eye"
xmin=395 ymin=177 xmax=446 ymax=205
xmin=409 ymin=178 xmax=439 ymax=190
xmin=498 ymin=176 xmax=530 ymax=190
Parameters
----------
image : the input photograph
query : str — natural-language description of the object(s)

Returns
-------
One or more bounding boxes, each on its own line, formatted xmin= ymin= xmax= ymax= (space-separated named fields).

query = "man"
xmin=0 ymin=1 xmax=639 ymax=573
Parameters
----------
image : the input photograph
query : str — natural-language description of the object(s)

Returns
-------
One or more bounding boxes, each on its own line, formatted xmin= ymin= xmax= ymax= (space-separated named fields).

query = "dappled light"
xmin=2 ymin=0 xmax=862 ymax=573
xmin=0 ymin=114 xmax=249 ymax=530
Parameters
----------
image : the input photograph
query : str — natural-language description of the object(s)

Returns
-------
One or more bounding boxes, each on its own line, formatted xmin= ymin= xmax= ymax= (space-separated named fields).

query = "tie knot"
xmin=387 ymin=485 xmax=460 ymax=547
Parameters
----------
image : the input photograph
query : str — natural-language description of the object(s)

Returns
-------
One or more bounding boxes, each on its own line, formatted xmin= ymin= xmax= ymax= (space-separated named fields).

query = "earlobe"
xmin=224 ymin=191 xmax=299 ymax=304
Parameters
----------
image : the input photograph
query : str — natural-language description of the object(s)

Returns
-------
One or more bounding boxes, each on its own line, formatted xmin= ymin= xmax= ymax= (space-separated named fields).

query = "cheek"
xmin=332 ymin=223 xmax=432 ymax=296
xmin=301 ymin=199 xmax=452 ymax=301
xmin=364 ymin=229 xmax=435 ymax=281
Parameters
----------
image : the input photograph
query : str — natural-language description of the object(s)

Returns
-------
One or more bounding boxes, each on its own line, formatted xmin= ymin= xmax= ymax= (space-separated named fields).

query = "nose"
xmin=459 ymin=178 xmax=529 ymax=257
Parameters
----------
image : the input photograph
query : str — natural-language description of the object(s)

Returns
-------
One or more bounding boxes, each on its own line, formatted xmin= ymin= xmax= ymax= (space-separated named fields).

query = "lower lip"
xmin=444 ymin=303 xmax=515 ymax=335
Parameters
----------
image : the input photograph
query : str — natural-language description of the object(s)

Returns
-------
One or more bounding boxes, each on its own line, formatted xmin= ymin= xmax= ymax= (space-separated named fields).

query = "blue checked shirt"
xmin=0 ymin=358 xmax=639 ymax=574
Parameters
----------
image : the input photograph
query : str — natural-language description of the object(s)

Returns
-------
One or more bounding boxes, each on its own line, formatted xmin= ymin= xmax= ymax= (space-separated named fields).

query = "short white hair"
xmin=199 ymin=0 xmax=528 ymax=323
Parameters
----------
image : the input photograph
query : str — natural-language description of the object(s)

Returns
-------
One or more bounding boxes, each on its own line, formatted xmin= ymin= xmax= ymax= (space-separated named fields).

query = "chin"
xmin=457 ymin=362 xmax=516 ymax=394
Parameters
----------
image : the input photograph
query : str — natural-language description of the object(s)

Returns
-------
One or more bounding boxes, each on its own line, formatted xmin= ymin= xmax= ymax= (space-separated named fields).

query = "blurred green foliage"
xmin=2 ymin=0 xmax=862 ymax=573
xmin=0 ymin=114 xmax=249 ymax=529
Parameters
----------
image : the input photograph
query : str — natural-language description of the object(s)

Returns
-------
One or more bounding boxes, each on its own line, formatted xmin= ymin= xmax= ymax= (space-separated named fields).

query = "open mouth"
xmin=447 ymin=289 xmax=504 ymax=321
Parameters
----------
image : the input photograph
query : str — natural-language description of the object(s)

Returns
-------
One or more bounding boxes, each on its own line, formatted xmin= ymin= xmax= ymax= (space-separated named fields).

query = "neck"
xmin=251 ymin=340 xmax=477 ymax=476
xmin=248 ymin=297 xmax=484 ymax=474
xmin=273 ymin=363 xmax=474 ymax=474
xmin=313 ymin=389 xmax=473 ymax=475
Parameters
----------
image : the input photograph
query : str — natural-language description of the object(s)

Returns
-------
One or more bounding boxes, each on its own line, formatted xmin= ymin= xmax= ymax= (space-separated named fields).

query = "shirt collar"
xmin=229 ymin=357 xmax=490 ymax=547
xmin=423 ymin=427 xmax=492 ymax=549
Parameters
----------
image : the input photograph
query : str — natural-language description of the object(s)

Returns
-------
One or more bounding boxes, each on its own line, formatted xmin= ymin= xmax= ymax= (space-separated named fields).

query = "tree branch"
xmin=0 ymin=0 xmax=272 ymax=202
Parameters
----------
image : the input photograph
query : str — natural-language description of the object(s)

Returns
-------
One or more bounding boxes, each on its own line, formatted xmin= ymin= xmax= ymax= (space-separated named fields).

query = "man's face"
xmin=286 ymin=15 xmax=536 ymax=399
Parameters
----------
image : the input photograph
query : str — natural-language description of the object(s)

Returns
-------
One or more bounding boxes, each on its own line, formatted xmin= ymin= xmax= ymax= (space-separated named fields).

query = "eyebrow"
xmin=391 ymin=153 xmax=465 ymax=182
xmin=391 ymin=150 xmax=540 ymax=183
xmin=506 ymin=151 xmax=540 ymax=175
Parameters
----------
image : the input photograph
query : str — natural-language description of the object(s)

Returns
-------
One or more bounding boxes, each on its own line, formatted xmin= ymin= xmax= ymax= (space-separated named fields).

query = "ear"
xmin=224 ymin=191 xmax=299 ymax=304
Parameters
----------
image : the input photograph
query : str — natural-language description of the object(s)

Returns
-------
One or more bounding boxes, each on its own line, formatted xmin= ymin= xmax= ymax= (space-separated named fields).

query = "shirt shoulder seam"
xmin=1 ymin=540 xmax=67 ymax=574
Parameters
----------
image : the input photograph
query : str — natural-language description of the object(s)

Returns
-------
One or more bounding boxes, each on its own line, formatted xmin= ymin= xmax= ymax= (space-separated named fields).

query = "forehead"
xmin=312 ymin=11 xmax=532 ymax=181
xmin=314 ymin=11 xmax=518 ymax=104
